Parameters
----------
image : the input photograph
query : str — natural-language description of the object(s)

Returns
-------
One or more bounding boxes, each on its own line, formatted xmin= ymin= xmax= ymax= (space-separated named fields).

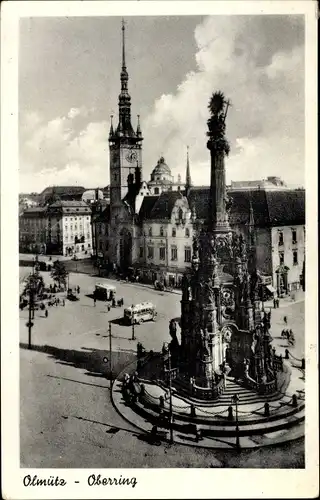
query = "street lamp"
xmin=163 ymin=342 xmax=174 ymax=444
xmin=26 ymin=270 xmax=37 ymax=349
xmin=108 ymin=321 xmax=113 ymax=388
xmin=131 ymin=304 xmax=136 ymax=341
xmin=232 ymin=394 xmax=240 ymax=451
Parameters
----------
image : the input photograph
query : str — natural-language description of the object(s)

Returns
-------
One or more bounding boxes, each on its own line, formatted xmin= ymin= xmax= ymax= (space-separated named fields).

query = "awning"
xmin=266 ymin=285 xmax=276 ymax=293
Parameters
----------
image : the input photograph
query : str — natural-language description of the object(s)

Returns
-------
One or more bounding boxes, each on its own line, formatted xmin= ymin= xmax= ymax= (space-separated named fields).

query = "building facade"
xmin=92 ymin=21 xmax=305 ymax=295
xmin=19 ymin=207 xmax=48 ymax=253
xmin=19 ymin=200 xmax=93 ymax=257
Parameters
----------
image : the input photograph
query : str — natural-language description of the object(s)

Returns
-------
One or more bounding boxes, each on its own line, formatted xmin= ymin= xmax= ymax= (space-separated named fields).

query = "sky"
xmin=19 ymin=15 xmax=305 ymax=193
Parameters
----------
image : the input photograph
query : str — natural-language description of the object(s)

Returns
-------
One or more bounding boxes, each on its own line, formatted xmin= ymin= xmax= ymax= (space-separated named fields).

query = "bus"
xmin=123 ymin=302 xmax=157 ymax=325
xmin=94 ymin=283 xmax=116 ymax=300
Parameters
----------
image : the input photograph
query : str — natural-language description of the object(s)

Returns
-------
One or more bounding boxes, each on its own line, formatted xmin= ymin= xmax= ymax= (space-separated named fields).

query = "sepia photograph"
xmin=1 ymin=1 xmax=318 ymax=498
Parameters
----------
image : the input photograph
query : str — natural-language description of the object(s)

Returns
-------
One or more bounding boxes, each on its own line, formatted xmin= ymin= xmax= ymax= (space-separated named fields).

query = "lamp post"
xmin=26 ymin=270 xmax=37 ymax=349
xmin=131 ymin=304 xmax=136 ymax=340
xmin=108 ymin=321 xmax=113 ymax=387
xmin=168 ymin=349 xmax=174 ymax=444
xmin=232 ymin=394 xmax=240 ymax=451
xmin=163 ymin=342 xmax=174 ymax=444
xmin=27 ymin=288 xmax=34 ymax=349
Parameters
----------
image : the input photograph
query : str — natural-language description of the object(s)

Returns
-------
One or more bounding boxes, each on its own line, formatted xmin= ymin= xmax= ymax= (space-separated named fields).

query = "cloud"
xmin=19 ymin=16 xmax=304 ymax=192
xmin=142 ymin=16 xmax=304 ymax=187
xmin=19 ymin=108 xmax=109 ymax=192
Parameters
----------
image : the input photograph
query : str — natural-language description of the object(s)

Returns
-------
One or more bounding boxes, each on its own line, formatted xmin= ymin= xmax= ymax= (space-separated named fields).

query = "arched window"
xmin=154 ymin=187 xmax=159 ymax=195
xmin=185 ymin=228 xmax=190 ymax=238
xmin=160 ymin=226 xmax=164 ymax=237
xmin=172 ymin=227 xmax=176 ymax=237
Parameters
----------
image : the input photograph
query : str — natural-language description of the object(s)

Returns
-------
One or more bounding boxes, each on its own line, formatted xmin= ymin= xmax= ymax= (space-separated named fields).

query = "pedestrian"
xmin=94 ymin=296 xmax=96 ymax=307
xmin=57 ymin=297 xmax=60 ymax=305
xmin=62 ymin=299 xmax=65 ymax=307
xmin=77 ymin=286 xmax=80 ymax=294
xmin=273 ymin=297 xmax=277 ymax=309
xmin=284 ymin=315 xmax=288 ymax=325
xmin=45 ymin=309 xmax=48 ymax=318
xmin=276 ymin=298 xmax=280 ymax=308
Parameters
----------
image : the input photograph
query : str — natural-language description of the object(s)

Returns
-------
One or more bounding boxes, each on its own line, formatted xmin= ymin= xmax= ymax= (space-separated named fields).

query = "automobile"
xmin=67 ymin=292 xmax=79 ymax=301
xmin=154 ymin=280 xmax=165 ymax=291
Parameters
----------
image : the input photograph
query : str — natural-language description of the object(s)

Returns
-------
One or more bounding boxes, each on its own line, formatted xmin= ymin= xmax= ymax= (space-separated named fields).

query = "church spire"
xmin=117 ymin=18 xmax=134 ymax=137
xmin=109 ymin=114 xmax=114 ymax=140
xmin=136 ymin=114 xmax=142 ymax=138
xmin=185 ymin=146 xmax=192 ymax=195
xmin=122 ymin=17 xmax=126 ymax=70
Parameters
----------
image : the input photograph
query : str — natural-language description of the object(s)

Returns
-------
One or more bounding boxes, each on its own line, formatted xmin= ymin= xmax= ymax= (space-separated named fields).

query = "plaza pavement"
xmin=19 ymin=267 xmax=305 ymax=467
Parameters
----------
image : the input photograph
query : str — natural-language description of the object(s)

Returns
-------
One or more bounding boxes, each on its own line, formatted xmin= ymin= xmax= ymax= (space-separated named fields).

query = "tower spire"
xmin=117 ymin=18 xmax=134 ymax=136
xmin=122 ymin=18 xmax=126 ymax=70
xmin=109 ymin=114 xmax=114 ymax=140
xmin=185 ymin=145 xmax=192 ymax=196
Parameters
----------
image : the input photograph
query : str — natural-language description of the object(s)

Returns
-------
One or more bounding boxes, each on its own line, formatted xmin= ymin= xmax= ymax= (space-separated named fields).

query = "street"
xmin=20 ymin=268 xmax=305 ymax=468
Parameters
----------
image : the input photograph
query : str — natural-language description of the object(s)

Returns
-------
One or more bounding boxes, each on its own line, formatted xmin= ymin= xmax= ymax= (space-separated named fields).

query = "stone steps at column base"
xmin=169 ymin=378 xmax=286 ymax=406
xmin=132 ymin=398 xmax=305 ymax=438
xmin=139 ymin=394 xmax=304 ymax=427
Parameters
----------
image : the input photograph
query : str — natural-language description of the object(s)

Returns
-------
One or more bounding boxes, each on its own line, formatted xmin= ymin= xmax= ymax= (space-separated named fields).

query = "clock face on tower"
xmin=125 ymin=151 xmax=138 ymax=163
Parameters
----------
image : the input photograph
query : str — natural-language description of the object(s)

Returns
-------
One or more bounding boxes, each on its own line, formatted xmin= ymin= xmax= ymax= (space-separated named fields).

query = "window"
xmin=160 ymin=226 xmax=164 ymax=237
xmin=148 ymin=227 xmax=152 ymax=237
xmin=185 ymin=228 xmax=190 ymax=238
xmin=292 ymin=229 xmax=297 ymax=244
xmin=279 ymin=252 xmax=284 ymax=265
xmin=185 ymin=246 xmax=192 ymax=263
xmin=154 ymin=187 xmax=159 ymax=195
xmin=75 ymin=217 xmax=77 ymax=220
xmin=147 ymin=246 xmax=154 ymax=259
xmin=159 ymin=247 xmax=166 ymax=261
xmin=87 ymin=217 xmax=89 ymax=220
xmin=87 ymin=233 xmax=90 ymax=239
xmin=88 ymin=243 xmax=91 ymax=248
xmin=293 ymin=250 xmax=298 ymax=265
xmin=70 ymin=225 xmax=73 ymax=231
xmin=171 ymin=246 xmax=178 ymax=261
xmin=139 ymin=247 xmax=144 ymax=258
xmin=99 ymin=241 xmax=103 ymax=251
xmin=65 ymin=235 xmax=68 ymax=241
xmin=80 ymin=224 xmax=82 ymax=230
xmin=278 ymin=231 xmax=284 ymax=246
xmin=172 ymin=227 xmax=176 ymax=237
xmin=65 ymin=225 xmax=68 ymax=231
xmin=75 ymin=225 xmax=77 ymax=230
xmin=98 ymin=224 xmax=102 ymax=234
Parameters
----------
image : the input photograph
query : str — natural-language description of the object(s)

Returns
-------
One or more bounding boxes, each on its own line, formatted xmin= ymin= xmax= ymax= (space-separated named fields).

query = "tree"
xmin=50 ymin=260 xmax=69 ymax=288
xmin=24 ymin=270 xmax=45 ymax=297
